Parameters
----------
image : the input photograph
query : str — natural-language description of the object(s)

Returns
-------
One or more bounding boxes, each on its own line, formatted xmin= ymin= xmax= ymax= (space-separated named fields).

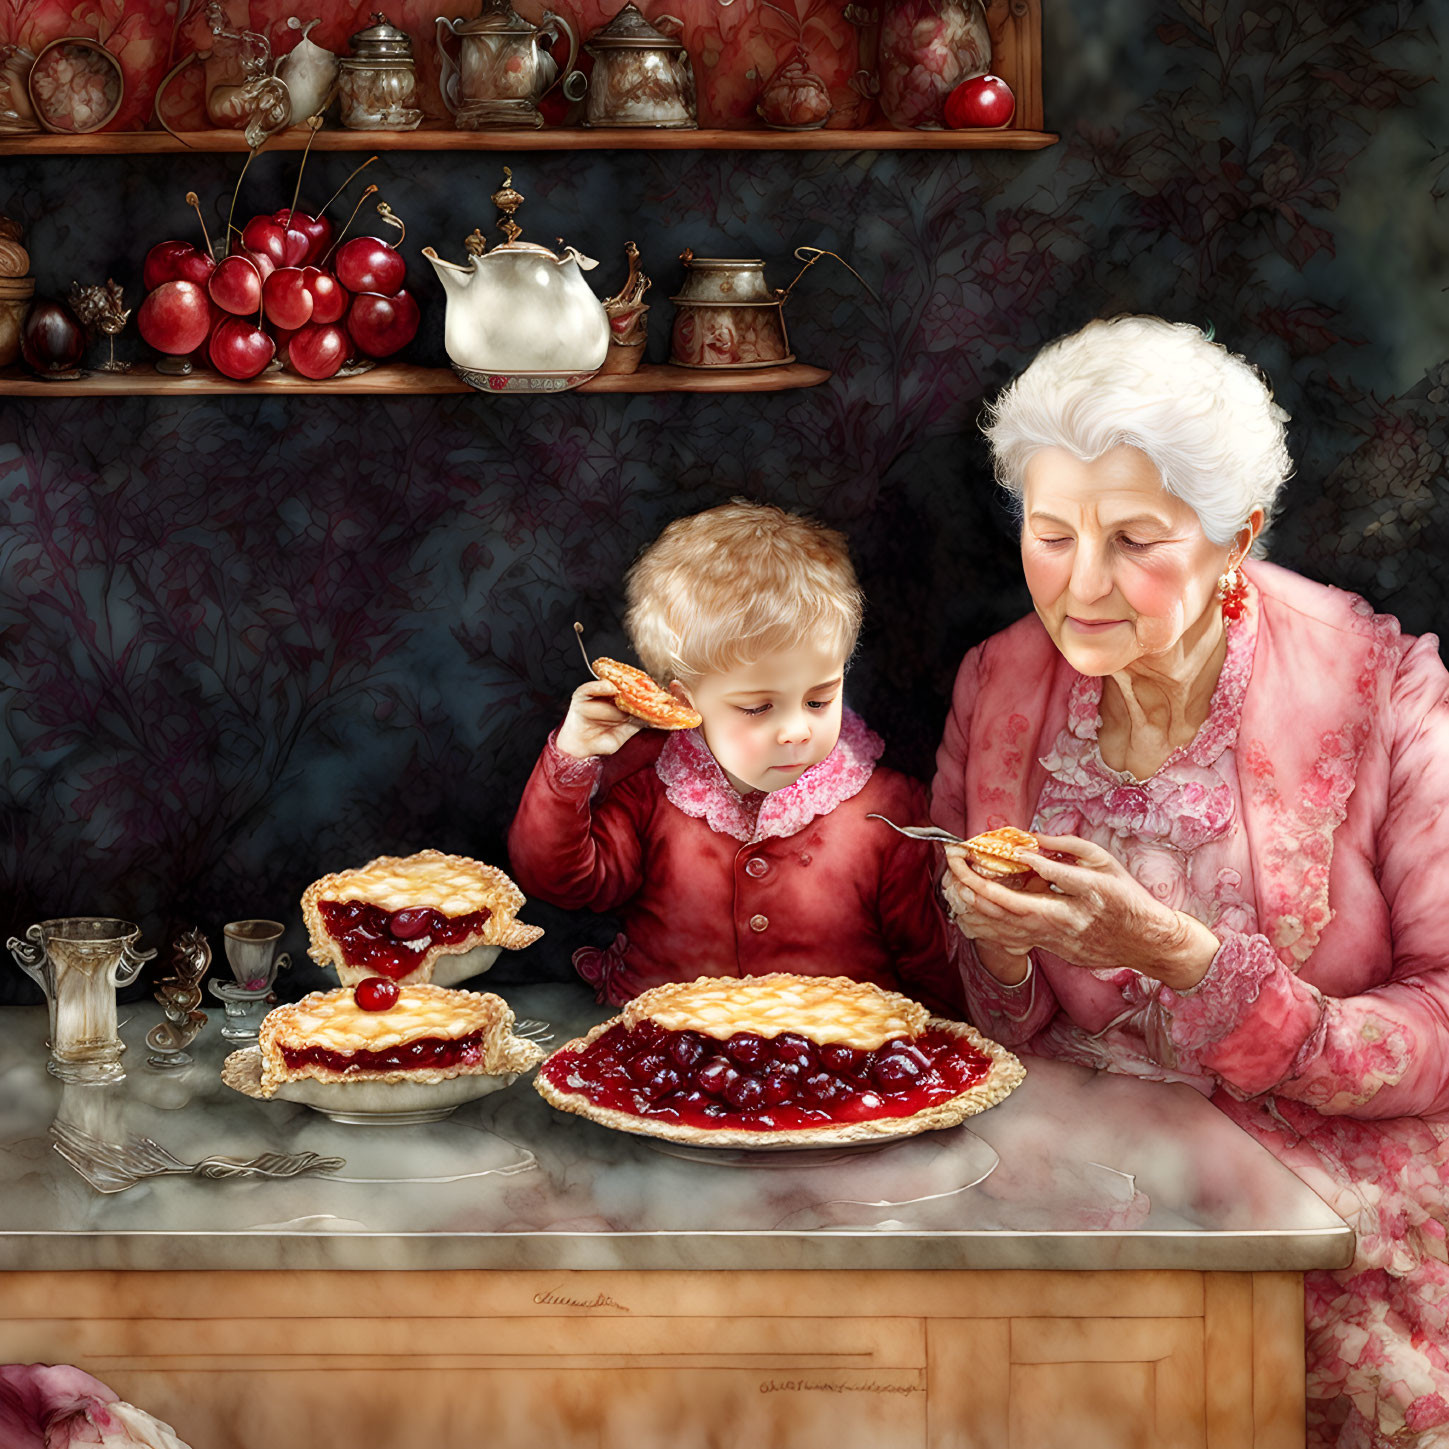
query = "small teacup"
xmin=223 ymin=920 xmax=290 ymax=991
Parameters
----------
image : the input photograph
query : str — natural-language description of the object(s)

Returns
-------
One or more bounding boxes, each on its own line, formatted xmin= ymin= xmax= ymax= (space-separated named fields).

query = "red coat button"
xmin=745 ymin=856 xmax=768 ymax=878
xmin=749 ymin=914 xmax=769 ymax=932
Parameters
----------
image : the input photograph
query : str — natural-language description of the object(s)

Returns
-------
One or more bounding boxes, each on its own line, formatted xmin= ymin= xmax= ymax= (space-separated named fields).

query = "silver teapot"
xmin=421 ymin=169 xmax=611 ymax=392
xmin=435 ymin=0 xmax=581 ymax=130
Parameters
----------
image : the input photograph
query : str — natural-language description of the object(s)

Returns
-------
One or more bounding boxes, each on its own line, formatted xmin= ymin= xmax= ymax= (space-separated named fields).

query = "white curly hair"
xmin=982 ymin=316 xmax=1293 ymax=556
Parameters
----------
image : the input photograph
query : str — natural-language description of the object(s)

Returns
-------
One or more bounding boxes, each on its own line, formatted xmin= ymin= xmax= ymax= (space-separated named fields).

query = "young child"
xmin=508 ymin=500 xmax=960 ymax=1014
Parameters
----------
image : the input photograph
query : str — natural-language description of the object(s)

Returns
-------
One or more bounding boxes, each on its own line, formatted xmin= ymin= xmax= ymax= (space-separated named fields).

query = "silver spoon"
xmin=866 ymin=813 xmax=972 ymax=847
xmin=573 ymin=621 xmax=601 ymax=680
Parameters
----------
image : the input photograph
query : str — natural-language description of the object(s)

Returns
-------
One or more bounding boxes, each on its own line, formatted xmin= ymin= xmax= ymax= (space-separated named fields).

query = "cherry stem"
xmin=185 ymin=190 xmax=216 ymax=262
xmin=321 ymin=183 xmax=378 ymax=267
xmin=377 ymin=200 xmax=405 ymax=248
xmin=318 ymin=155 xmax=378 ymax=221
xmin=286 ymin=116 xmax=324 ymax=224
xmin=224 ymin=147 xmax=261 ymax=259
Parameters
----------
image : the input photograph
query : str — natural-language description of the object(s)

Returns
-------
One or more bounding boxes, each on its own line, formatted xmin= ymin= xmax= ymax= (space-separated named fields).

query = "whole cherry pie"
xmin=301 ymin=849 xmax=544 ymax=987
xmin=535 ymin=974 xmax=1025 ymax=1147
xmin=257 ymin=981 xmax=544 ymax=1096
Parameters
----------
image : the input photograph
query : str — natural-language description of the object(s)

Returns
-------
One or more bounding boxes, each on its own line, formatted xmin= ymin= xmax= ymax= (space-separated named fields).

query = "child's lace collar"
xmin=655 ymin=708 xmax=883 ymax=843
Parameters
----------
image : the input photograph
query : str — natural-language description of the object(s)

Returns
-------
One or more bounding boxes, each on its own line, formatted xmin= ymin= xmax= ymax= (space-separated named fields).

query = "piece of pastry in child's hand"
xmin=591 ymin=657 xmax=703 ymax=730
xmin=960 ymin=826 xmax=1041 ymax=887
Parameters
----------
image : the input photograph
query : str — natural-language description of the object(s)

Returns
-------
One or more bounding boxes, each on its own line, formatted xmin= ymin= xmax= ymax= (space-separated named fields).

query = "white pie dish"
xmin=224 ymin=1044 xmax=521 ymax=1125
xmin=420 ymin=942 xmax=500 ymax=987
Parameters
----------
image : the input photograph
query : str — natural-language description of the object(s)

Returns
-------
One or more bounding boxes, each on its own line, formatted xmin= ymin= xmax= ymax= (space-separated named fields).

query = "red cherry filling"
xmin=354 ymin=976 xmax=399 ymax=1012
xmin=318 ymin=898 xmax=492 ymax=978
xmin=281 ymin=1031 xmax=484 ymax=1074
xmin=542 ymin=1020 xmax=992 ymax=1132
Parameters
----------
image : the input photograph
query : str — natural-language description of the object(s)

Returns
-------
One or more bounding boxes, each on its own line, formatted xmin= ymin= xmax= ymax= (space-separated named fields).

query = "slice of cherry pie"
xmin=301 ymin=849 xmax=544 ymax=987
xmin=535 ymin=973 xmax=1025 ymax=1147
xmin=257 ymin=981 xmax=544 ymax=1096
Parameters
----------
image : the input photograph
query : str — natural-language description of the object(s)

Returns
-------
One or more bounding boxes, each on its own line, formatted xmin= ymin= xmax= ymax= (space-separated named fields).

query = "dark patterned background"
xmin=2 ymin=0 xmax=1445 ymax=1002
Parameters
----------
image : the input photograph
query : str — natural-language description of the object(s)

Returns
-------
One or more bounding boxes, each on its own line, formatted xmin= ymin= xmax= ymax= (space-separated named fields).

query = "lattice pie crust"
xmin=258 ymin=983 xmax=544 ymax=1095
xmin=301 ymin=848 xmax=544 ymax=986
xmin=536 ymin=973 xmax=1026 ymax=1148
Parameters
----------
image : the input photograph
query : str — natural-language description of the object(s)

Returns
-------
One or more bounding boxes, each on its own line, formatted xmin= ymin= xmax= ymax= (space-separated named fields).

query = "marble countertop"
xmin=0 ymin=981 xmax=1353 ymax=1273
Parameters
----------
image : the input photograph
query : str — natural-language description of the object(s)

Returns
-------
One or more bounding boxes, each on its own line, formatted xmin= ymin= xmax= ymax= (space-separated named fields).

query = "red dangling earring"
xmin=1217 ymin=565 xmax=1247 ymax=622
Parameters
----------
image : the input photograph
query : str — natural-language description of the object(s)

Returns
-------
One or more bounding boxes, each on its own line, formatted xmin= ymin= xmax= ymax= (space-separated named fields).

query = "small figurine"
xmin=600 ymin=241 xmax=650 ymax=375
xmin=146 ymin=928 xmax=210 ymax=1069
xmin=68 ymin=278 xmax=132 ymax=373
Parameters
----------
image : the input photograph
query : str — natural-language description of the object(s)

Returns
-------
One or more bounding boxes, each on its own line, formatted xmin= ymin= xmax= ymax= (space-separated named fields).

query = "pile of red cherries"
xmin=544 ymin=1018 xmax=992 ymax=1131
xmin=137 ymin=188 xmax=419 ymax=381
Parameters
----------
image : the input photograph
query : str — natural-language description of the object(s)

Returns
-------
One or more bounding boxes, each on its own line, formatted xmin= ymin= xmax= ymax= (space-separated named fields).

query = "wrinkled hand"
xmin=556 ymin=679 xmax=645 ymax=760
xmin=942 ymin=833 xmax=1219 ymax=992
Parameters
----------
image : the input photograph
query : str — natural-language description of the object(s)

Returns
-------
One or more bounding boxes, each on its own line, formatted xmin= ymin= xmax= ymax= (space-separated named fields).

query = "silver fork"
xmin=866 ymin=812 xmax=971 ymax=847
xmin=50 ymin=1121 xmax=346 ymax=1194
xmin=514 ymin=1018 xmax=555 ymax=1045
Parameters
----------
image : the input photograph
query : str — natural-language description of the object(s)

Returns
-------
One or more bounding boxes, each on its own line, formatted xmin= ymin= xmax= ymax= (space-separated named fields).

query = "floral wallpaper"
xmin=1 ymin=0 xmax=1444 ymax=1001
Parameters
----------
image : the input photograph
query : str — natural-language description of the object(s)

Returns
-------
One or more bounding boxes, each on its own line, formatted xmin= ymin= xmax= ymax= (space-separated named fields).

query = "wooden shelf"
xmin=0 ymin=360 xmax=831 ymax=397
xmin=0 ymin=125 xmax=1056 ymax=155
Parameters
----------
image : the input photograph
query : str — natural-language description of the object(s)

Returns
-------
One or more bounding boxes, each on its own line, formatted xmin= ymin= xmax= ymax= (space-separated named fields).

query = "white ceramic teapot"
xmin=421 ymin=169 xmax=610 ymax=394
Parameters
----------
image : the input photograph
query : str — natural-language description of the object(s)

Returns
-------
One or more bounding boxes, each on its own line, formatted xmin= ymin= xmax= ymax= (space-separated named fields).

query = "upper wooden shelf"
xmin=0 ymin=125 xmax=1056 ymax=155
xmin=0 ymin=360 xmax=831 ymax=397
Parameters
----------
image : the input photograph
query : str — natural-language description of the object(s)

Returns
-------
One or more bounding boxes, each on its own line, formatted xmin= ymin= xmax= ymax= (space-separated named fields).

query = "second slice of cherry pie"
xmin=301 ymin=849 xmax=544 ymax=987
xmin=535 ymin=973 xmax=1025 ymax=1147
xmin=258 ymin=981 xmax=544 ymax=1096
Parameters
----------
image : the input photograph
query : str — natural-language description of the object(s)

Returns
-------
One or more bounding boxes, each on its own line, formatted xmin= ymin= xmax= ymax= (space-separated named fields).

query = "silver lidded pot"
xmin=576 ymin=4 xmax=696 ymax=130
xmin=435 ymin=0 xmax=581 ymax=131
xmin=339 ymin=13 xmax=422 ymax=130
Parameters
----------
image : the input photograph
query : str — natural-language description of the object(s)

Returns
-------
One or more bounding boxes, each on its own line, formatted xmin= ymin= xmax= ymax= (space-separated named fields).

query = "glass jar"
xmin=339 ymin=13 xmax=421 ymax=130
xmin=876 ymin=0 xmax=990 ymax=130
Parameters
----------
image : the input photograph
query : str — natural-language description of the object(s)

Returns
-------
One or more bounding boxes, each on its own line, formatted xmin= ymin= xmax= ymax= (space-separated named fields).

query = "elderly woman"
xmin=933 ymin=315 xmax=1449 ymax=1449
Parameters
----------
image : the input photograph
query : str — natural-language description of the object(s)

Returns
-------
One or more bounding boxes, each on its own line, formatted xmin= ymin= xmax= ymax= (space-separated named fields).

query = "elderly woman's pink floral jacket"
xmin=931 ymin=559 xmax=1449 ymax=1126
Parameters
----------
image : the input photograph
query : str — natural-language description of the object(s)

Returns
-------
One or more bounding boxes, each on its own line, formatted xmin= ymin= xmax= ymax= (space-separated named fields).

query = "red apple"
xmin=241 ymin=215 xmax=289 ymax=270
xmin=334 ymin=237 xmax=407 ymax=297
xmin=209 ymin=316 xmax=276 ymax=380
xmin=347 ymin=289 xmax=419 ymax=358
xmin=137 ymin=280 xmax=213 ymax=355
xmin=208 ymin=255 xmax=264 ymax=316
xmin=143 ymin=240 xmax=215 ymax=291
xmin=286 ymin=322 xmax=351 ymax=380
xmin=944 ymin=73 xmax=1015 ymax=130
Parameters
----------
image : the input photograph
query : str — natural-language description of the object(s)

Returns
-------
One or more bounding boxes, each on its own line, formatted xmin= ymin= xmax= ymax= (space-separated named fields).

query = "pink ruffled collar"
xmin=655 ymin=708 xmax=883 ymax=843
xmin=1061 ymin=581 xmax=1259 ymax=779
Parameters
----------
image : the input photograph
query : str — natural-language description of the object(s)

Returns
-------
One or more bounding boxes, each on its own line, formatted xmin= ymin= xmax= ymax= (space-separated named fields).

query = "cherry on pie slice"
xmin=535 ymin=973 xmax=1025 ymax=1147
xmin=301 ymin=849 xmax=544 ymax=987
xmin=257 ymin=982 xmax=544 ymax=1097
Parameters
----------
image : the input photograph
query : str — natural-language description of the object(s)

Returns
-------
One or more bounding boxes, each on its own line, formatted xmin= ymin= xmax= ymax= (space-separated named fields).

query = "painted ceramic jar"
xmin=665 ymin=0 xmax=871 ymax=129
xmin=875 ymin=0 xmax=990 ymax=130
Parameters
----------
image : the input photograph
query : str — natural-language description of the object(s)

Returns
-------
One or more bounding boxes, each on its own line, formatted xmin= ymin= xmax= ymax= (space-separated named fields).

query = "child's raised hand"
xmin=556 ymin=679 xmax=646 ymax=760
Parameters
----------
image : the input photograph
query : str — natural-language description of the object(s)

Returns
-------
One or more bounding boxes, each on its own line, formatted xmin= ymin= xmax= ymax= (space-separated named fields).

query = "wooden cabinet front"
xmin=0 ymin=1267 xmax=1303 ymax=1448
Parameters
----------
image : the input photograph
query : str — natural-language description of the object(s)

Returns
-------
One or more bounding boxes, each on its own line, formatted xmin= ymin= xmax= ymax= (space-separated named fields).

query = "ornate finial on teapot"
xmin=491 ymin=167 xmax=525 ymax=245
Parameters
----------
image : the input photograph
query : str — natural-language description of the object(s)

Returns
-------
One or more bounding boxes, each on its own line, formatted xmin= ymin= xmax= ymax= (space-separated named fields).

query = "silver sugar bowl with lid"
xmin=576 ymin=4 xmax=696 ymax=129
xmin=339 ymin=13 xmax=422 ymax=130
